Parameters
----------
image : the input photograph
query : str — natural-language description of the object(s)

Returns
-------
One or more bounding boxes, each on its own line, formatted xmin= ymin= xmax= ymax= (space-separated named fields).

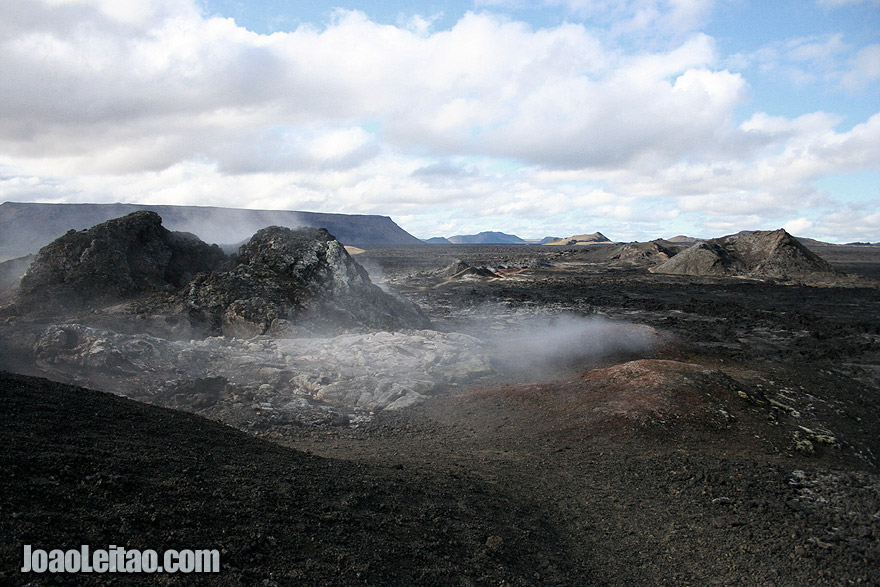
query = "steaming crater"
xmin=0 ymin=211 xmax=665 ymax=430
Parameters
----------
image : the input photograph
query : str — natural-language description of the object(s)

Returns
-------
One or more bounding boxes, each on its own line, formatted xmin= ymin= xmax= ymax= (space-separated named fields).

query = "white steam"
xmin=484 ymin=314 xmax=661 ymax=377
xmin=159 ymin=208 xmax=307 ymax=248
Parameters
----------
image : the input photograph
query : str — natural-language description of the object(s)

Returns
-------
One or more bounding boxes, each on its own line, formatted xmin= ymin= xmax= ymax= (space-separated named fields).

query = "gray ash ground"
xmin=4 ymin=242 xmax=880 ymax=585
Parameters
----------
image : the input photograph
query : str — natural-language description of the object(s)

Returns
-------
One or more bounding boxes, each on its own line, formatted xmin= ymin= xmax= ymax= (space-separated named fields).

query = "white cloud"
xmin=842 ymin=44 xmax=880 ymax=89
xmin=733 ymin=33 xmax=880 ymax=93
xmin=538 ymin=0 xmax=714 ymax=36
xmin=783 ymin=217 xmax=815 ymax=235
xmin=0 ymin=0 xmax=878 ymax=242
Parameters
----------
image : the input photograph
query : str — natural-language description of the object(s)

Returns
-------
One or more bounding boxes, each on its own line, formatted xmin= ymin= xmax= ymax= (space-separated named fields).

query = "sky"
xmin=1 ymin=0 xmax=878 ymax=242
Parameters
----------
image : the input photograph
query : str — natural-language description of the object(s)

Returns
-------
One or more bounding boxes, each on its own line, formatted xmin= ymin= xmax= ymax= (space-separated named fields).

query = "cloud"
xmin=842 ymin=44 xmax=880 ymax=89
xmin=0 ymin=4 xmax=736 ymax=173
xmin=733 ymin=33 xmax=880 ymax=93
xmin=0 ymin=0 xmax=878 ymax=243
xmin=534 ymin=0 xmax=714 ymax=36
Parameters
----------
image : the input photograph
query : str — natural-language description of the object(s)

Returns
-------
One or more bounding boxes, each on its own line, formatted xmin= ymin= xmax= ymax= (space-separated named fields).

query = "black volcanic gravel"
xmin=1 ymin=372 xmax=583 ymax=586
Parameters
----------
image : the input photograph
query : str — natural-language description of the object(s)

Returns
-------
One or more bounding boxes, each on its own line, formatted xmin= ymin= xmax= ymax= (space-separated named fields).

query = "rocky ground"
xmin=3 ymin=240 xmax=880 ymax=585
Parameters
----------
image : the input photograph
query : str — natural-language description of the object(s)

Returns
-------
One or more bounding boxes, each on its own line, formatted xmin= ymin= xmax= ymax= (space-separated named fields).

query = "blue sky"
xmin=1 ymin=0 xmax=878 ymax=242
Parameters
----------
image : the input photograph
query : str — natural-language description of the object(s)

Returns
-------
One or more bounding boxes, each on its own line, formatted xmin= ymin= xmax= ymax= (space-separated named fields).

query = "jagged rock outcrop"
xmin=169 ymin=226 xmax=430 ymax=336
xmin=16 ymin=211 xmax=226 ymax=309
xmin=652 ymin=229 xmax=837 ymax=279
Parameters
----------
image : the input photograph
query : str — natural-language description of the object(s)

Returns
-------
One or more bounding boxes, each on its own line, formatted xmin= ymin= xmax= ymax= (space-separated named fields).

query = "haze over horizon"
xmin=1 ymin=0 xmax=878 ymax=243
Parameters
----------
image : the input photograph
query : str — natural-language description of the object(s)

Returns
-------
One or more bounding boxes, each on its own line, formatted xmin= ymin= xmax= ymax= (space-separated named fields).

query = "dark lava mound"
xmin=652 ymin=229 xmax=837 ymax=279
xmin=167 ymin=225 xmax=430 ymax=336
xmin=16 ymin=211 xmax=226 ymax=309
xmin=6 ymin=212 xmax=429 ymax=336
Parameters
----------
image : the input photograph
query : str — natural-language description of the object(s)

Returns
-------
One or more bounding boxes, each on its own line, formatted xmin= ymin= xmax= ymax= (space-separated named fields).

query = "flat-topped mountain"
xmin=543 ymin=232 xmax=612 ymax=246
xmin=0 ymin=201 xmax=422 ymax=259
xmin=666 ymin=235 xmax=703 ymax=245
xmin=447 ymin=231 xmax=527 ymax=244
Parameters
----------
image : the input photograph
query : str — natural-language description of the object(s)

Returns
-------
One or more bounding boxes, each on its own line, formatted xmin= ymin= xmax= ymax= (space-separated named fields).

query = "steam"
xmin=481 ymin=313 xmax=661 ymax=379
xmin=353 ymin=255 xmax=391 ymax=292
xmin=159 ymin=208 xmax=307 ymax=248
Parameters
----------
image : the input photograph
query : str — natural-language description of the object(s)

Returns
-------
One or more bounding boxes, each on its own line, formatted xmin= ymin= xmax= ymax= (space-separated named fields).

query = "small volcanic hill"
xmin=543 ymin=232 xmax=612 ymax=246
xmin=17 ymin=211 xmax=226 ymax=309
xmin=8 ymin=212 xmax=428 ymax=336
xmin=434 ymin=260 xmax=497 ymax=280
xmin=652 ymin=229 xmax=837 ymax=279
xmin=423 ymin=236 xmax=454 ymax=245
xmin=576 ymin=240 xmax=682 ymax=266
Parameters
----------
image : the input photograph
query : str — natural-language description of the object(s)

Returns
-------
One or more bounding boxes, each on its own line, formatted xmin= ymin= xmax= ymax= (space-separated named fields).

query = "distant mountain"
xmin=667 ymin=235 xmax=703 ymax=245
xmin=447 ymin=231 xmax=527 ymax=244
xmin=423 ymin=237 xmax=453 ymax=245
xmin=0 ymin=202 xmax=423 ymax=259
xmin=543 ymin=232 xmax=612 ymax=246
xmin=845 ymin=242 xmax=880 ymax=246
xmin=539 ymin=236 xmax=562 ymax=244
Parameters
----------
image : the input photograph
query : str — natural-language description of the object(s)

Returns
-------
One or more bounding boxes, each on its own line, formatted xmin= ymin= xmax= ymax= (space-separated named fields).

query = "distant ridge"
xmin=543 ymin=232 xmax=612 ymax=246
xmin=447 ymin=231 xmax=527 ymax=245
xmin=0 ymin=202 xmax=422 ymax=259
xmin=794 ymin=236 xmax=837 ymax=248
